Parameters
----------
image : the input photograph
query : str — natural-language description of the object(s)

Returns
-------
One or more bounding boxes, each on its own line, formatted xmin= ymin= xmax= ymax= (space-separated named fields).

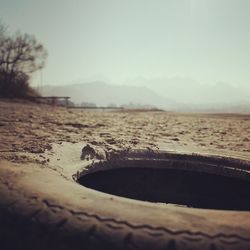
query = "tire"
xmin=1 ymin=150 xmax=250 ymax=250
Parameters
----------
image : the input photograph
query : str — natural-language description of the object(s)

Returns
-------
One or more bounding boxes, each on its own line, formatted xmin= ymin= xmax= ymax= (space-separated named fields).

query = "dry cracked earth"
xmin=0 ymin=100 xmax=250 ymax=164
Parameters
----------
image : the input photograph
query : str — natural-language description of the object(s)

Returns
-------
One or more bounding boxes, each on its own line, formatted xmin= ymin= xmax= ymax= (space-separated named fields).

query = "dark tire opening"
xmin=78 ymin=165 xmax=250 ymax=211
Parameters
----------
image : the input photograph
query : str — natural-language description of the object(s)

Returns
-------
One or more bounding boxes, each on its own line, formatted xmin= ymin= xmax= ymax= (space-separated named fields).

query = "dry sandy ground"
xmin=0 ymin=100 xmax=250 ymax=165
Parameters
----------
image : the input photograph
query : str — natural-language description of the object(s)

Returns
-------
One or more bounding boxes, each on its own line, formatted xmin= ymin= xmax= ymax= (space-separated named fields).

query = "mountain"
xmin=38 ymin=82 xmax=177 ymax=109
xmin=38 ymin=80 xmax=250 ymax=113
xmin=127 ymin=77 xmax=250 ymax=106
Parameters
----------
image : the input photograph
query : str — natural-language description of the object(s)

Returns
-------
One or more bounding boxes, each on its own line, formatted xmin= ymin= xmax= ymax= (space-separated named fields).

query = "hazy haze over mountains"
xmin=126 ymin=77 xmax=250 ymax=105
xmin=40 ymin=79 xmax=250 ymax=112
xmin=40 ymin=82 xmax=176 ymax=108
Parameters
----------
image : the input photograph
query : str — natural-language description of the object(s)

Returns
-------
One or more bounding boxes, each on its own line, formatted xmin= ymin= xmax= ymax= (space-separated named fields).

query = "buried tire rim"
xmin=1 ymin=149 xmax=250 ymax=250
xmin=78 ymin=157 xmax=250 ymax=211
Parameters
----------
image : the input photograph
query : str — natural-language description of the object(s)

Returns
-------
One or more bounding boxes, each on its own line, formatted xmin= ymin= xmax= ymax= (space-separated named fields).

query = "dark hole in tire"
xmin=78 ymin=160 xmax=250 ymax=211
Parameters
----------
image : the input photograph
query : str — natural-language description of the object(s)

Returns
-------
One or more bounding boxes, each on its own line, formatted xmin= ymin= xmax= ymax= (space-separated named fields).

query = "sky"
xmin=1 ymin=0 xmax=250 ymax=89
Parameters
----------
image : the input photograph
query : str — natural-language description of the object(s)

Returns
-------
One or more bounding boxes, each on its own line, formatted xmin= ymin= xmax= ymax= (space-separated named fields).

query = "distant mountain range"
xmin=38 ymin=81 xmax=250 ymax=113
xmin=38 ymin=82 xmax=177 ymax=109
xmin=127 ymin=77 xmax=250 ymax=106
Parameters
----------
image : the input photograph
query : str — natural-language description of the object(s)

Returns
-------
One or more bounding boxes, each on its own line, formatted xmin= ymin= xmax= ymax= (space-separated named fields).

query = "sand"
xmin=0 ymin=100 xmax=250 ymax=165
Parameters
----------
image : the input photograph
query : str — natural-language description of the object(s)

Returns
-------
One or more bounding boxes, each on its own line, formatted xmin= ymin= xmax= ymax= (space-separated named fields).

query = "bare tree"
xmin=0 ymin=22 xmax=47 ymax=97
xmin=0 ymin=32 xmax=47 ymax=79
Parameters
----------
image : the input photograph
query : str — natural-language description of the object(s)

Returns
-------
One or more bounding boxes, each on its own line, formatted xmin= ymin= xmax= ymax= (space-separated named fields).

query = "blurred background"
xmin=1 ymin=0 xmax=250 ymax=112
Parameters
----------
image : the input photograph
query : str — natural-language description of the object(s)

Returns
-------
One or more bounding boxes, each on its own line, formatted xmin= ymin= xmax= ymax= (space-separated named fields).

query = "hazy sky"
xmin=1 ymin=0 xmax=250 ymax=88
